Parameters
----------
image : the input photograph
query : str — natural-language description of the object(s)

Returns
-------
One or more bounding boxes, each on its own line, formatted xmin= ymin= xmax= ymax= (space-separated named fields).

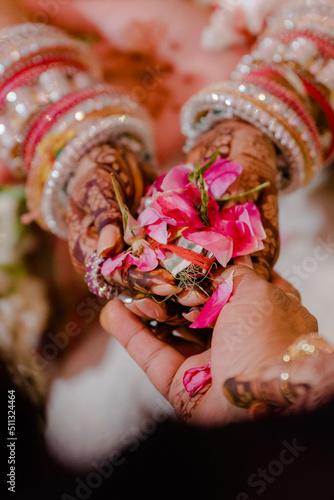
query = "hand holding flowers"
xmin=101 ymin=149 xmax=269 ymax=329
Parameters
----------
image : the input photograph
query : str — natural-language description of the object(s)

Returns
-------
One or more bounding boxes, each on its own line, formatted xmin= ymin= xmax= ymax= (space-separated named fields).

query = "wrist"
xmin=186 ymin=119 xmax=278 ymax=186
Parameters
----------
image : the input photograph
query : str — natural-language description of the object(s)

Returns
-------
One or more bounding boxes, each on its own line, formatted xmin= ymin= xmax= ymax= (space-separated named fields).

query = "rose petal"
xmin=183 ymin=362 xmax=212 ymax=396
xmin=124 ymin=212 xmax=146 ymax=245
xmin=101 ymin=250 xmax=130 ymax=276
xmin=160 ymin=163 xmax=195 ymax=191
xmin=203 ymin=159 xmax=243 ymax=199
xmin=138 ymin=206 xmax=161 ymax=227
xmin=218 ymin=203 xmax=266 ymax=257
xmin=150 ymin=191 xmax=201 ymax=228
xmin=242 ymin=202 xmax=267 ymax=240
xmin=138 ymin=204 xmax=176 ymax=244
xmin=183 ymin=228 xmax=233 ymax=267
xmin=146 ymin=220 xmax=169 ymax=244
xmin=189 ymin=272 xmax=234 ymax=329
xmin=126 ymin=241 xmax=165 ymax=272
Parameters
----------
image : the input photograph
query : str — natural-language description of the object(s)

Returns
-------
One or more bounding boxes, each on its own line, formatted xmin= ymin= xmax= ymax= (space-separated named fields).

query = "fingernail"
xmin=286 ymin=292 xmax=301 ymax=302
xmin=97 ymin=225 xmax=122 ymax=257
xmin=124 ymin=301 xmax=151 ymax=319
xmin=151 ymin=284 xmax=178 ymax=295
xmin=135 ymin=298 xmax=164 ymax=320
xmin=119 ymin=293 xmax=133 ymax=304
xmin=182 ymin=308 xmax=201 ymax=323
xmin=177 ymin=290 xmax=209 ymax=307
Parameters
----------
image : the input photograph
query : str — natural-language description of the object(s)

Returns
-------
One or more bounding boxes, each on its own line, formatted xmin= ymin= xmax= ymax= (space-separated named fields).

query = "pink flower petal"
xmin=182 ymin=184 xmax=202 ymax=206
xmin=218 ymin=203 xmax=266 ymax=257
xmin=126 ymin=252 xmax=157 ymax=272
xmin=138 ymin=204 xmax=176 ymax=245
xmin=183 ymin=228 xmax=233 ymax=267
xmin=242 ymin=202 xmax=267 ymax=240
xmin=124 ymin=212 xmax=146 ymax=245
xmin=137 ymin=179 xmax=165 ymax=214
xmin=150 ymin=191 xmax=201 ymax=228
xmin=138 ymin=206 xmax=161 ymax=227
xmin=101 ymin=250 xmax=130 ymax=276
xmin=203 ymin=159 xmax=243 ymax=199
xmin=126 ymin=241 xmax=166 ymax=272
xmin=160 ymin=163 xmax=194 ymax=191
xmin=146 ymin=220 xmax=169 ymax=245
xmin=183 ymin=362 xmax=212 ymax=396
xmin=189 ymin=272 xmax=234 ymax=329
xmin=154 ymin=173 xmax=167 ymax=191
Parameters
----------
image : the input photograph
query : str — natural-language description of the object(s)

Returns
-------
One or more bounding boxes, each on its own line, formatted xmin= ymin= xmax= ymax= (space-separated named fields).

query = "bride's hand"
xmin=186 ymin=120 xmax=280 ymax=279
xmin=119 ymin=119 xmax=280 ymax=324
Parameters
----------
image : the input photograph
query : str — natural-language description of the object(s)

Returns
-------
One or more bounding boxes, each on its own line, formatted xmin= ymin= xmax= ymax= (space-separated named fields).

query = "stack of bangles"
xmin=181 ymin=0 xmax=334 ymax=193
xmin=0 ymin=22 xmax=155 ymax=245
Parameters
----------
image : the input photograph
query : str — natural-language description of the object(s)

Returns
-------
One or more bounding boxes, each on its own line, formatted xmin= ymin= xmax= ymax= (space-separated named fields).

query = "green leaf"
xmin=196 ymin=149 xmax=220 ymax=176
xmin=199 ymin=172 xmax=210 ymax=226
xmin=216 ymin=181 xmax=270 ymax=203
xmin=110 ymin=173 xmax=129 ymax=232
xmin=187 ymin=149 xmax=220 ymax=183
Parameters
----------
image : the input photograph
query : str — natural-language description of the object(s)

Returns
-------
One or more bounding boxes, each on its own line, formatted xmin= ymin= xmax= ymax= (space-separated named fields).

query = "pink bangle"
xmin=0 ymin=57 xmax=85 ymax=110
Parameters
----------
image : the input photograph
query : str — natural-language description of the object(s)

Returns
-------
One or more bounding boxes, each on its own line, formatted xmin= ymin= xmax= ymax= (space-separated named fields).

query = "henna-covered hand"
xmin=116 ymin=119 xmax=280 ymax=324
xmin=103 ymin=256 xmax=226 ymax=326
xmin=66 ymin=141 xmax=151 ymax=274
xmin=186 ymin=119 xmax=280 ymax=279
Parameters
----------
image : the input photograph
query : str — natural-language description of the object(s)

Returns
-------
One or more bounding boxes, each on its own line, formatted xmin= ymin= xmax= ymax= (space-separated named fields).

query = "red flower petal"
xmin=183 ymin=362 xmax=212 ymax=396
xmin=189 ymin=272 xmax=234 ymax=329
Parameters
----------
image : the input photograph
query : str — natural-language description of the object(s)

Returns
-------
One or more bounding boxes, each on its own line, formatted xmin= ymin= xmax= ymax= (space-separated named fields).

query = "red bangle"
xmin=299 ymin=76 xmax=334 ymax=160
xmin=0 ymin=56 xmax=85 ymax=110
xmin=22 ymin=84 xmax=116 ymax=170
xmin=243 ymin=72 xmax=322 ymax=160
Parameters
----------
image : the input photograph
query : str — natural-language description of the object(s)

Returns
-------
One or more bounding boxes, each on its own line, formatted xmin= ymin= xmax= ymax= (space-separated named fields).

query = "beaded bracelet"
xmin=25 ymin=85 xmax=151 ymax=228
xmin=267 ymin=2 xmax=334 ymax=37
xmin=240 ymin=65 xmax=334 ymax=161
xmin=0 ymin=23 xmax=99 ymax=177
xmin=0 ymin=23 xmax=156 ymax=242
xmin=180 ymin=79 xmax=321 ymax=191
xmin=182 ymin=2 xmax=334 ymax=192
xmin=232 ymin=34 xmax=334 ymax=91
